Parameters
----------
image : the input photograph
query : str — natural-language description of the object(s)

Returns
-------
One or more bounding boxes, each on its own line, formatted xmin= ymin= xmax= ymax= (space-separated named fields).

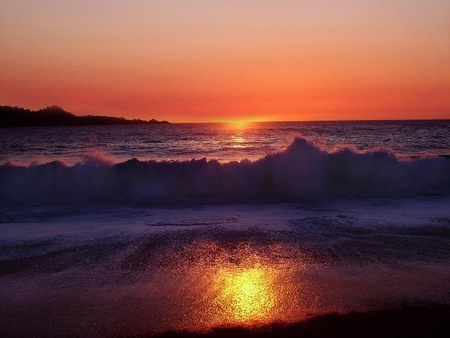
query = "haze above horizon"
xmin=1 ymin=1 xmax=449 ymax=123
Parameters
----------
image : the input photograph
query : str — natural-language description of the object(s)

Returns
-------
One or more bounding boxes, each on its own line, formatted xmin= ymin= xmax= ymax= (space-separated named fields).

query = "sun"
xmin=228 ymin=120 xmax=250 ymax=130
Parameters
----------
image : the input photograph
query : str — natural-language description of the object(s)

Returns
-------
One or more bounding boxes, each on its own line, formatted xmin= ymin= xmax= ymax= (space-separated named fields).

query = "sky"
xmin=0 ymin=0 xmax=449 ymax=122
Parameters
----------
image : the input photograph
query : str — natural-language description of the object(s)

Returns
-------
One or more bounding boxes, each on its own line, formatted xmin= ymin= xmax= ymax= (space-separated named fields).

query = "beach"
xmin=1 ymin=198 xmax=449 ymax=336
xmin=1 ymin=121 xmax=450 ymax=337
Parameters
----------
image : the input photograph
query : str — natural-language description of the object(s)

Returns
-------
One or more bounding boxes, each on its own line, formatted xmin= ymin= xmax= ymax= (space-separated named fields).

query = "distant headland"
xmin=0 ymin=105 xmax=169 ymax=127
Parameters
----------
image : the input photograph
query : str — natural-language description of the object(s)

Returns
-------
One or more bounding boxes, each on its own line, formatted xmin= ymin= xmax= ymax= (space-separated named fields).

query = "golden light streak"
xmin=214 ymin=264 xmax=276 ymax=324
xmin=150 ymin=241 xmax=306 ymax=332
xmin=232 ymin=136 xmax=246 ymax=148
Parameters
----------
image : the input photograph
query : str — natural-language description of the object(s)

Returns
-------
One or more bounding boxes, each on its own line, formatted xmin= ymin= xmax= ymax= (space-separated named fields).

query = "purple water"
xmin=1 ymin=120 xmax=449 ymax=337
xmin=1 ymin=120 xmax=449 ymax=165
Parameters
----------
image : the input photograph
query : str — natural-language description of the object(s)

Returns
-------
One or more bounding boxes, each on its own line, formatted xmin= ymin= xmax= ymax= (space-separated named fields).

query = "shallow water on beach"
xmin=1 ymin=199 xmax=449 ymax=336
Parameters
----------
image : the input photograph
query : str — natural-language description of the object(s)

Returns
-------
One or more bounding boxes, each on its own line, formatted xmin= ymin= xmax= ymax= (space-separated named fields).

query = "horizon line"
xmin=2 ymin=104 xmax=449 ymax=124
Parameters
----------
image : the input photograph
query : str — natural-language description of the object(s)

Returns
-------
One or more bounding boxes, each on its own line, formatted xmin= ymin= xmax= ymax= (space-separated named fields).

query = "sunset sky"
xmin=1 ymin=0 xmax=449 ymax=122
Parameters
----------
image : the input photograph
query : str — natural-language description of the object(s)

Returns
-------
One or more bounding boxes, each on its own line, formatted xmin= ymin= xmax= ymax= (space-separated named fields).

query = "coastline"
xmin=0 ymin=105 xmax=169 ymax=127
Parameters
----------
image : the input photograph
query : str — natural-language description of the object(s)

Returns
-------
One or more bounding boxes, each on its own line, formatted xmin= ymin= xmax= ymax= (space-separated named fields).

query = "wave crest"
xmin=1 ymin=138 xmax=449 ymax=206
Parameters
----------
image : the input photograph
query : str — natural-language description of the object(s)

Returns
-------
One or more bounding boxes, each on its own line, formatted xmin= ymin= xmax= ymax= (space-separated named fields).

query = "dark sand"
xmin=139 ymin=306 xmax=450 ymax=338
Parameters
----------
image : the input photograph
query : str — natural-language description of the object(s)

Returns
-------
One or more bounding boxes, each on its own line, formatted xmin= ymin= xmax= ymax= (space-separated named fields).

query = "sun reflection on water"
xmin=146 ymin=240 xmax=307 ymax=332
xmin=232 ymin=136 xmax=246 ymax=148
xmin=173 ymin=241 xmax=305 ymax=329
xmin=214 ymin=264 xmax=276 ymax=324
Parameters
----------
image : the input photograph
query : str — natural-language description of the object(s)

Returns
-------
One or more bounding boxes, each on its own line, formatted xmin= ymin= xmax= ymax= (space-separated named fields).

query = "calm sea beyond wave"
xmin=1 ymin=121 xmax=450 ymax=337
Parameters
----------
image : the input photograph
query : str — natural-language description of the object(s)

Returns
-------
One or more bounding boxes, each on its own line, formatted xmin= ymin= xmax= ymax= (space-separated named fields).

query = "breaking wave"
xmin=1 ymin=138 xmax=449 ymax=206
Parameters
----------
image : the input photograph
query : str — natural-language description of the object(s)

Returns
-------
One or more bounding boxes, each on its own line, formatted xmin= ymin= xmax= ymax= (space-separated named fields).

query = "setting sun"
xmin=231 ymin=121 xmax=249 ymax=130
xmin=226 ymin=120 xmax=254 ymax=130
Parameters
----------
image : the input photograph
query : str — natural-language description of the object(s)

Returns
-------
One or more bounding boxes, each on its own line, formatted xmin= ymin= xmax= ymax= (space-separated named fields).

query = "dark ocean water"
xmin=1 ymin=120 xmax=449 ymax=337
xmin=2 ymin=120 xmax=450 ymax=165
xmin=1 ymin=120 xmax=450 ymax=206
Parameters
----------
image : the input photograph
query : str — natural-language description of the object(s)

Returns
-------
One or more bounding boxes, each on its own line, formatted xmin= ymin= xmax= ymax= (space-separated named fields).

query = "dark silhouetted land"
xmin=0 ymin=105 xmax=169 ymax=127
xmin=138 ymin=306 xmax=450 ymax=338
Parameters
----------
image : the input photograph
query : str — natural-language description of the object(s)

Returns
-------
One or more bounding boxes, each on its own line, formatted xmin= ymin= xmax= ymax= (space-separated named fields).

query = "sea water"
xmin=1 ymin=121 xmax=449 ymax=337
xmin=2 ymin=120 xmax=449 ymax=165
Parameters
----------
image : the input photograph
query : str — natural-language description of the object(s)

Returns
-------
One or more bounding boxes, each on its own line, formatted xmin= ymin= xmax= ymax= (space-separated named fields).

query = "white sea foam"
xmin=1 ymin=138 xmax=449 ymax=206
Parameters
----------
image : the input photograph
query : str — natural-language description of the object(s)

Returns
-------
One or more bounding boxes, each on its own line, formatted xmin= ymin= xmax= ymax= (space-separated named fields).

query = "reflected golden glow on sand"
xmin=171 ymin=241 xmax=305 ymax=329
xmin=214 ymin=264 xmax=275 ymax=323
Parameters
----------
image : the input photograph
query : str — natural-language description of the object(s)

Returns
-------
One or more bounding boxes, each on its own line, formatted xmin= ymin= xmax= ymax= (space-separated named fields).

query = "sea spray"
xmin=1 ymin=138 xmax=449 ymax=206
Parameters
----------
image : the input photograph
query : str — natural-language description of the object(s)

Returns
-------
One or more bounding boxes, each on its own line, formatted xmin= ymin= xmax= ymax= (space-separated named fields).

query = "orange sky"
xmin=0 ymin=0 xmax=449 ymax=122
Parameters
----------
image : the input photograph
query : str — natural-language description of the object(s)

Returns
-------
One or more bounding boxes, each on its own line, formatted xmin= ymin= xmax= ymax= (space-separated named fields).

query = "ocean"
xmin=1 ymin=120 xmax=450 ymax=337
xmin=2 ymin=120 xmax=450 ymax=165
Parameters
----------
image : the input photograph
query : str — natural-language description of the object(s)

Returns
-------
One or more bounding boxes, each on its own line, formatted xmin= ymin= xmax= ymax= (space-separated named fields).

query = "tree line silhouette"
xmin=0 ymin=105 xmax=169 ymax=127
